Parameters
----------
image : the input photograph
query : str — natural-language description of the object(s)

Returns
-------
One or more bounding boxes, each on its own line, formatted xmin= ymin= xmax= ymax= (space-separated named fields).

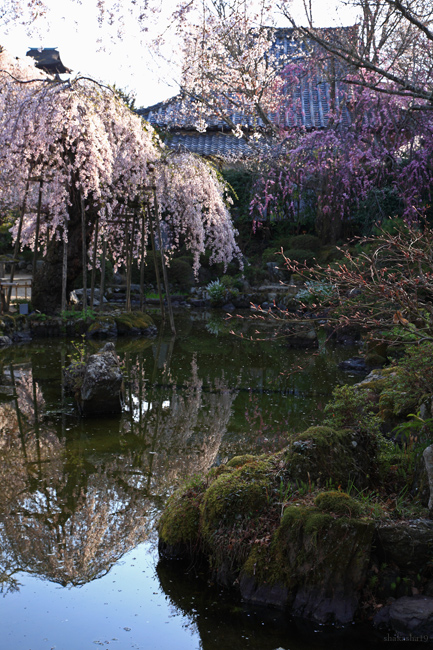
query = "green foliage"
xmin=220 ymin=274 xmax=243 ymax=291
xmin=289 ymin=234 xmax=321 ymax=252
xmin=63 ymin=335 xmax=88 ymax=394
xmin=243 ymin=266 xmax=268 ymax=285
xmin=221 ymin=169 xmax=255 ymax=219
xmin=283 ymin=248 xmax=316 ymax=265
xmin=323 ymin=385 xmax=381 ymax=436
xmin=0 ymin=210 xmax=15 ymax=253
xmin=273 ymin=236 xmax=292 ymax=251
xmin=61 ymin=308 xmax=96 ymax=321
xmin=393 ymin=413 xmax=433 ymax=448
xmin=206 ymin=279 xmax=227 ymax=306
xmin=296 ymin=281 xmax=335 ymax=306
xmin=262 ymin=247 xmax=280 ymax=264
xmin=345 ymin=482 xmax=385 ymax=519
xmin=28 ymin=311 xmax=47 ymax=322
xmin=351 ymin=188 xmax=403 ymax=236
xmin=167 ymin=258 xmax=194 ymax=288
xmin=380 ymin=343 xmax=433 ymax=417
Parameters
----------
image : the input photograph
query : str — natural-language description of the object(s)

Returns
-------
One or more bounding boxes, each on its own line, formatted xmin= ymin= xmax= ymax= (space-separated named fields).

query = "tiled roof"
xmin=139 ymin=27 xmax=354 ymax=160
xmin=164 ymin=131 xmax=258 ymax=158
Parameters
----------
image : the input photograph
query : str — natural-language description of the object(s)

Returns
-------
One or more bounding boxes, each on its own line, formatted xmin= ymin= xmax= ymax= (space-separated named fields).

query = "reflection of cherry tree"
xmin=0 ymin=415 xmax=152 ymax=588
xmin=0 ymin=364 xmax=153 ymax=590
xmin=2 ymin=469 xmax=151 ymax=587
xmin=122 ymin=350 xmax=238 ymax=496
xmin=14 ymin=370 xmax=45 ymax=424
xmin=0 ymin=346 xmax=239 ymax=594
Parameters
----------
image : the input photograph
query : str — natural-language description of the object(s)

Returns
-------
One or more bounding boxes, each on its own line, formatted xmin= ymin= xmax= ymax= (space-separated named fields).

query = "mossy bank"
xmin=158 ymin=347 xmax=433 ymax=630
xmin=0 ymin=309 xmax=157 ymax=345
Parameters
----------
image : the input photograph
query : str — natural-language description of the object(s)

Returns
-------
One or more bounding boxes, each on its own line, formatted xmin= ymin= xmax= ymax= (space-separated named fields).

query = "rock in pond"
xmin=284 ymin=323 xmax=318 ymax=348
xmin=66 ymin=342 xmax=124 ymax=416
xmin=375 ymin=519 xmax=433 ymax=571
xmin=338 ymin=357 xmax=369 ymax=373
xmin=240 ymin=504 xmax=374 ymax=625
xmin=374 ymin=596 xmax=433 ymax=638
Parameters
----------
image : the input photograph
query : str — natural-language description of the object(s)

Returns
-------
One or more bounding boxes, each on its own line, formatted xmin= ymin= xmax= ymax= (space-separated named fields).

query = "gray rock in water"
xmin=0 ymin=336 xmax=12 ymax=347
xmin=79 ymin=342 xmax=124 ymax=416
xmin=339 ymin=357 xmax=368 ymax=372
xmin=374 ymin=596 xmax=433 ymax=637
xmin=376 ymin=519 xmax=433 ymax=571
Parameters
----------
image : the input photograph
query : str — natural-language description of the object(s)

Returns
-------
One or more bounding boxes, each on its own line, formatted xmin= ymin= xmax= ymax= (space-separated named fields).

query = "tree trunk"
xmin=32 ymin=183 xmax=95 ymax=314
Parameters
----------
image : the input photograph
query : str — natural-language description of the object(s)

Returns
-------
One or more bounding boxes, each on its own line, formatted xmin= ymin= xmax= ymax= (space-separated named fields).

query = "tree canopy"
xmin=0 ymin=47 xmax=241 ymax=310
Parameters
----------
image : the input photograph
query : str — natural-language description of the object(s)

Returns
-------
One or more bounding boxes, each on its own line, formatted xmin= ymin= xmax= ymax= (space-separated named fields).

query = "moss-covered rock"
xmin=0 ymin=314 xmax=16 ymax=333
xmin=376 ymin=519 xmax=433 ymax=572
xmin=158 ymin=477 xmax=207 ymax=560
xmin=314 ymin=490 xmax=364 ymax=518
xmin=200 ymin=459 xmax=274 ymax=540
xmin=156 ymin=426 xmax=380 ymax=626
xmin=114 ymin=312 xmax=155 ymax=336
xmin=86 ymin=316 xmax=117 ymax=338
xmin=240 ymin=504 xmax=374 ymax=624
xmin=364 ymin=352 xmax=387 ymax=368
xmin=286 ymin=426 xmax=374 ymax=490
xmin=226 ymin=454 xmax=259 ymax=468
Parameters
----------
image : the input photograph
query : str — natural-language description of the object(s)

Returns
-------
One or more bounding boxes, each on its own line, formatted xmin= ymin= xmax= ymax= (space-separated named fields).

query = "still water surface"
xmin=0 ymin=313 xmax=382 ymax=649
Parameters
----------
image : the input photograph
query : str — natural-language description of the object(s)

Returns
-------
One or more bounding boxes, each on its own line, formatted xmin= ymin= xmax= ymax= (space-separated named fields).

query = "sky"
xmin=0 ymin=0 xmax=359 ymax=109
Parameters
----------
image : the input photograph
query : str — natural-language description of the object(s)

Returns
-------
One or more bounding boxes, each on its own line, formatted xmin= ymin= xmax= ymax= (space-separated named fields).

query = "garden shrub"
xmin=283 ymin=248 xmax=316 ymax=265
xmin=262 ymin=247 xmax=280 ymax=264
xmin=167 ymin=258 xmax=194 ymax=288
xmin=289 ymin=234 xmax=321 ymax=252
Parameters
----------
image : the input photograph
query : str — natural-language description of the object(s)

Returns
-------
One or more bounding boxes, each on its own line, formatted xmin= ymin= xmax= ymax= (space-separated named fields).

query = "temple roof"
xmin=138 ymin=27 xmax=355 ymax=160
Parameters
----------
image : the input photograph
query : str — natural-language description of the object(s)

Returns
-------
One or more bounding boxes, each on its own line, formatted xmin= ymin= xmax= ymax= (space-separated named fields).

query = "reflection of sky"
xmin=2 ymin=542 xmax=201 ymax=650
xmin=127 ymin=396 xmax=171 ymax=421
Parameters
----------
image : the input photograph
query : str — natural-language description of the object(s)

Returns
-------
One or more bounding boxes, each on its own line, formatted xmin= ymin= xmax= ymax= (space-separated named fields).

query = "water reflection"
xmin=0 ymin=368 xmax=153 ymax=591
xmin=0 ymin=315 xmax=361 ymax=650
xmin=0 ymin=331 xmax=242 ymax=596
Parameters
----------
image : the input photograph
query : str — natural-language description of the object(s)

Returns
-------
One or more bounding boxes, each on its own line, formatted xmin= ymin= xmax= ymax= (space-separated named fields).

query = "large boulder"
xmin=285 ymin=426 xmax=376 ymax=491
xmin=375 ymin=519 xmax=433 ymax=571
xmin=240 ymin=500 xmax=374 ymax=625
xmin=77 ymin=342 xmax=124 ymax=416
xmin=374 ymin=596 xmax=433 ymax=638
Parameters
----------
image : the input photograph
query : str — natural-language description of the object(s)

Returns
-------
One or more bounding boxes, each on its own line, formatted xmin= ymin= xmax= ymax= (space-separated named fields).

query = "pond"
xmin=0 ymin=312 xmax=382 ymax=650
